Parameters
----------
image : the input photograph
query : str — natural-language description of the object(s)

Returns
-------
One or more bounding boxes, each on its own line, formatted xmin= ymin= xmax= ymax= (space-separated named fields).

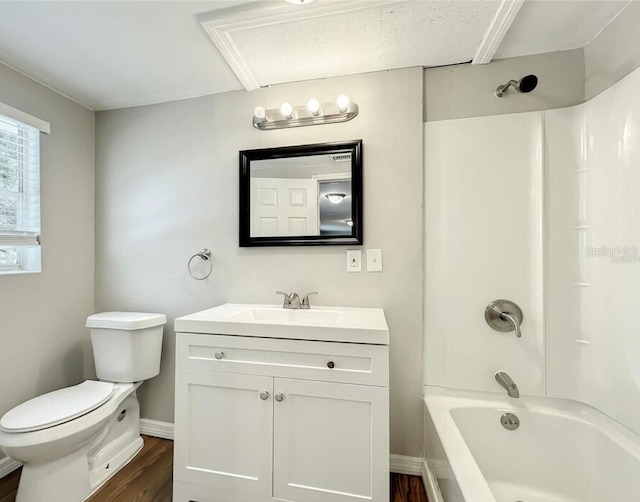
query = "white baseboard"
xmin=140 ymin=418 xmax=174 ymax=440
xmin=389 ymin=454 xmax=424 ymax=475
xmin=0 ymin=456 xmax=21 ymax=479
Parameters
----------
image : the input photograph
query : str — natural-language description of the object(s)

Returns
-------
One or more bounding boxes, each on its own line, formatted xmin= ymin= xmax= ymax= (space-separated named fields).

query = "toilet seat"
xmin=0 ymin=380 xmax=114 ymax=433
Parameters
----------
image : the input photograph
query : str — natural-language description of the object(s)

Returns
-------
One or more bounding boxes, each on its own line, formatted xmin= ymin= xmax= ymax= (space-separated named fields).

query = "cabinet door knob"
xmin=275 ymin=393 xmax=284 ymax=402
xmin=327 ymin=359 xmax=335 ymax=369
xmin=259 ymin=391 xmax=269 ymax=401
xmin=214 ymin=351 xmax=224 ymax=360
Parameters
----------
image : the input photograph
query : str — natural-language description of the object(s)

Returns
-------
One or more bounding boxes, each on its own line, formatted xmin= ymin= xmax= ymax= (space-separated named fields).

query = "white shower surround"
xmin=424 ymin=111 xmax=546 ymax=396
xmin=424 ymin=63 xmax=640 ymax=437
xmin=546 ymin=66 xmax=640 ymax=436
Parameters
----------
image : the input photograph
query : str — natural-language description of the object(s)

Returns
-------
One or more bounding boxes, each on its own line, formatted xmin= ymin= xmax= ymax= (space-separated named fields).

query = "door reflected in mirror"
xmin=240 ymin=140 xmax=362 ymax=247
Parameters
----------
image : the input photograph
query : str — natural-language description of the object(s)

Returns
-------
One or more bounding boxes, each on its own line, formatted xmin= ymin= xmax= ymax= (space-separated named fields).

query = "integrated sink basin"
xmin=228 ymin=307 xmax=343 ymax=325
xmin=174 ymin=303 xmax=389 ymax=344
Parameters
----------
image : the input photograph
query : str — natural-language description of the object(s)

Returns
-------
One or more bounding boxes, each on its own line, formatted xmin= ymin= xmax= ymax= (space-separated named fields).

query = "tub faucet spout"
xmin=495 ymin=371 xmax=519 ymax=398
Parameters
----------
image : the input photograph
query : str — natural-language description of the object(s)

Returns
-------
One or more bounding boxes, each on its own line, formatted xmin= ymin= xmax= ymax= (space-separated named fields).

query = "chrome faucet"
xmin=495 ymin=371 xmax=519 ymax=398
xmin=276 ymin=291 xmax=318 ymax=309
xmin=276 ymin=291 xmax=301 ymax=309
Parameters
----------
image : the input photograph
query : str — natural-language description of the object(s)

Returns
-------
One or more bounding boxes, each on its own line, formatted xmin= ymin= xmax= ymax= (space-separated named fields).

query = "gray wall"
xmin=585 ymin=1 xmax=640 ymax=100
xmin=95 ymin=67 xmax=424 ymax=457
xmin=424 ymin=1 xmax=640 ymax=123
xmin=0 ymin=63 xmax=95 ymax=459
xmin=424 ymin=49 xmax=585 ymax=121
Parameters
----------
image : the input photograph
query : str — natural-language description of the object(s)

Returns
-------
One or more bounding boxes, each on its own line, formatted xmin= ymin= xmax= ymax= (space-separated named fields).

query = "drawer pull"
xmin=275 ymin=393 xmax=284 ymax=402
xmin=214 ymin=351 xmax=224 ymax=360
xmin=327 ymin=359 xmax=335 ymax=369
xmin=259 ymin=391 xmax=269 ymax=401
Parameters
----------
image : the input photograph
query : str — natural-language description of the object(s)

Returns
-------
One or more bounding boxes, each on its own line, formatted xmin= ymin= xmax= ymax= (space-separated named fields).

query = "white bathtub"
xmin=422 ymin=386 xmax=640 ymax=502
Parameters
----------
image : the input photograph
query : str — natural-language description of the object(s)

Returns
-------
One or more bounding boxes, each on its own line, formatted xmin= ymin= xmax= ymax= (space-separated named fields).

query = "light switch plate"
xmin=346 ymin=249 xmax=362 ymax=272
xmin=366 ymin=249 xmax=383 ymax=272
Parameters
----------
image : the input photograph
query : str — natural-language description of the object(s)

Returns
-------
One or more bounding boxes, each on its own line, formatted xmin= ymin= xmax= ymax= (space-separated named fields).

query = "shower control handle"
xmin=485 ymin=300 xmax=523 ymax=338
xmin=500 ymin=311 xmax=522 ymax=338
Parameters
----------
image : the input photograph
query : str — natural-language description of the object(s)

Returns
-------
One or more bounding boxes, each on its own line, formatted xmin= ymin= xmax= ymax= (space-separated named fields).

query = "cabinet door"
xmin=273 ymin=378 xmax=389 ymax=502
xmin=174 ymin=369 xmax=273 ymax=497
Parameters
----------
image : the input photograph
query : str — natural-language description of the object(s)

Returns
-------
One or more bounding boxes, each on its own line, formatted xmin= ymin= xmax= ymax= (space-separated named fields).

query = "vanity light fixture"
xmin=252 ymin=95 xmax=358 ymax=130
xmin=345 ymin=219 xmax=354 ymax=227
xmin=326 ymin=193 xmax=346 ymax=204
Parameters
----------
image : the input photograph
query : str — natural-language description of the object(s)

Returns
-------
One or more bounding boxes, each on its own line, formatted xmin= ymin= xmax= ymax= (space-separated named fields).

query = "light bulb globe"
xmin=336 ymin=94 xmax=350 ymax=113
xmin=280 ymin=102 xmax=294 ymax=119
xmin=307 ymin=98 xmax=321 ymax=116
xmin=253 ymin=106 xmax=266 ymax=120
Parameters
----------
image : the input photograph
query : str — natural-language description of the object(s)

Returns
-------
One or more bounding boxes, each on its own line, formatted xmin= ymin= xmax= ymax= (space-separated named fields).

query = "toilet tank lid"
xmin=0 ymin=381 xmax=114 ymax=433
xmin=86 ymin=312 xmax=167 ymax=330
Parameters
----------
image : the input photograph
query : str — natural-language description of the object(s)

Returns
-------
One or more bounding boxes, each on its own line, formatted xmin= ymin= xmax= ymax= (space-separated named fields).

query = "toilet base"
xmin=16 ymin=438 xmax=143 ymax=502
xmin=85 ymin=436 xmax=143 ymax=501
xmin=14 ymin=393 xmax=144 ymax=502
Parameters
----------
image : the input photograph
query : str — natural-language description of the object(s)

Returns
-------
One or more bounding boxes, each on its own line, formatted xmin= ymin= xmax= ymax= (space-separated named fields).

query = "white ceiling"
xmin=494 ymin=0 xmax=631 ymax=60
xmin=0 ymin=0 xmax=631 ymax=111
xmin=0 ymin=1 xmax=245 ymax=109
xmin=200 ymin=0 xmax=500 ymax=89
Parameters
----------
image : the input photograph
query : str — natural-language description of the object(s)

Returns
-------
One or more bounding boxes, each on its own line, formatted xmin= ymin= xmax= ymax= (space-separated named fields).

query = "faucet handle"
xmin=301 ymin=292 xmax=318 ymax=309
xmin=485 ymin=299 xmax=523 ymax=338
xmin=275 ymin=291 xmax=291 ymax=308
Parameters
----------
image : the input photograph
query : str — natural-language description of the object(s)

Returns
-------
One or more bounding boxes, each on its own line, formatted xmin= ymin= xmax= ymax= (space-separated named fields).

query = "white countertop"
xmin=174 ymin=303 xmax=389 ymax=345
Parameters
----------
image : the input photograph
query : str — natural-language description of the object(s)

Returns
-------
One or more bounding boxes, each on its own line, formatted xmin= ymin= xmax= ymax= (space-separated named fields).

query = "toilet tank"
xmin=86 ymin=312 xmax=167 ymax=383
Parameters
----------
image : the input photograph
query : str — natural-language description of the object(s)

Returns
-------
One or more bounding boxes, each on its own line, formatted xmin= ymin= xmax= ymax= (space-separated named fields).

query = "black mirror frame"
xmin=239 ymin=140 xmax=363 ymax=247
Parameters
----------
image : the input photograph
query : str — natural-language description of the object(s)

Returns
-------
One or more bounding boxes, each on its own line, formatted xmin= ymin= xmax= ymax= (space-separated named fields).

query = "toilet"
xmin=0 ymin=312 xmax=166 ymax=502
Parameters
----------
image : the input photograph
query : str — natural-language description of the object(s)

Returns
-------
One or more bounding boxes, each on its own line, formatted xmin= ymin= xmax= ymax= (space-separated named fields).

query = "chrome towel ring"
xmin=187 ymin=249 xmax=213 ymax=280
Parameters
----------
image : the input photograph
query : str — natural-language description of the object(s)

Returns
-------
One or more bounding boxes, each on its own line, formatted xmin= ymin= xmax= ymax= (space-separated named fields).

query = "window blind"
xmin=0 ymin=111 xmax=41 ymax=271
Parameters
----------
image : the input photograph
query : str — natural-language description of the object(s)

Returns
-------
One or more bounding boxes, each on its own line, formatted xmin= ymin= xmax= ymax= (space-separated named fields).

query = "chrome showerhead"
xmin=495 ymin=74 xmax=539 ymax=98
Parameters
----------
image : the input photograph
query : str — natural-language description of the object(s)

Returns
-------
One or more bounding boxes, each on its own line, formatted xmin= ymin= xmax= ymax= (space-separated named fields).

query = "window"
xmin=0 ymin=103 xmax=48 ymax=274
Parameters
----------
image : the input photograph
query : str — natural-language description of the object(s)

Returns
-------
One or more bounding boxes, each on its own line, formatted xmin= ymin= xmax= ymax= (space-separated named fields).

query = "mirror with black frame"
xmin=239 ymin=140 xmax=363 ymax=247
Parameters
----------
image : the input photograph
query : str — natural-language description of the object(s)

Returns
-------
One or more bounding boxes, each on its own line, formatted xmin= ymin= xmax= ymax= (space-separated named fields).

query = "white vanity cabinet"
xmin=173 ymin=304 xmax=390 ymax=502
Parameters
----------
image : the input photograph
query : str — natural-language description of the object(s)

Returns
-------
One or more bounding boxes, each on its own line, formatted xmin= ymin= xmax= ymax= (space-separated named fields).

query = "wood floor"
xmin=0 ymin=435 xmax=428 ymax=502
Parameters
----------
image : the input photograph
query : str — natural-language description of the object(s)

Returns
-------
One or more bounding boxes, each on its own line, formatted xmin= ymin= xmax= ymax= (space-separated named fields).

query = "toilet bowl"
xmin=0 ymin=312 xmax=166 ymax=502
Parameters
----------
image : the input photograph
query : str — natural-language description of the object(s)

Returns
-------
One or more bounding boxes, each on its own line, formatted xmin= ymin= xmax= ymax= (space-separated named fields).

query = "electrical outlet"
xmin=366 ymin=249 xmax=382 ymax=272
xmin=346 ymin=249 xmax=362 ymax=272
